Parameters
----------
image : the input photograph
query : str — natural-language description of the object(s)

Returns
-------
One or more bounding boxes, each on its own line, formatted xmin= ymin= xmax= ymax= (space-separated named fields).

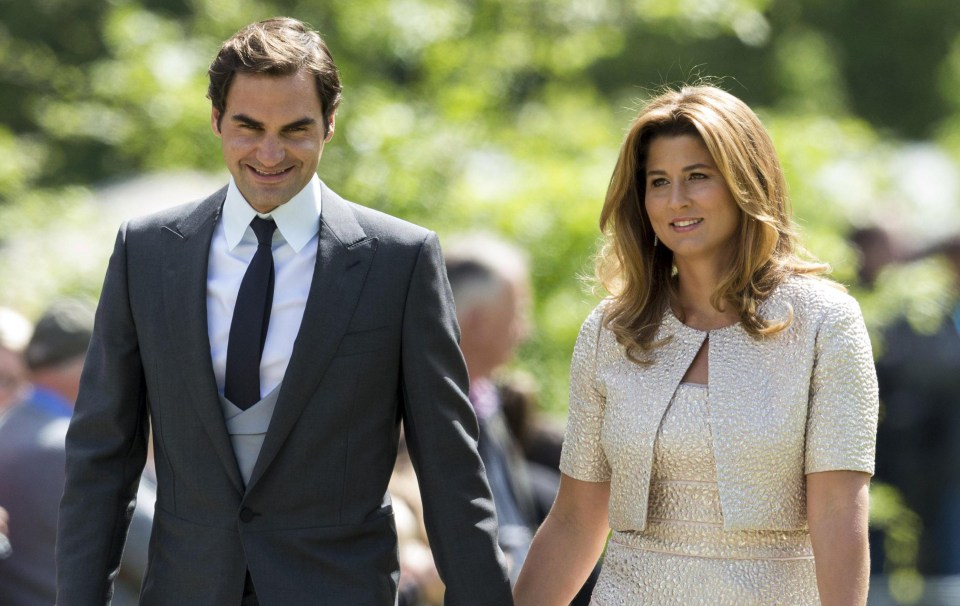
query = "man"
xmin=0 ymin=300 xmax=150 ymax=605
xmin=0 ymin=306 xmax=30 ymax=573
xmin=443 ymin=235 xmax=542 ymax=577
xmin=57 ymin=18 xmax=511 ymax=606
xmin=443 ymin=234 xmax=595 ymax=604
xmin=0 ymin=300 xmax=93 ymax=605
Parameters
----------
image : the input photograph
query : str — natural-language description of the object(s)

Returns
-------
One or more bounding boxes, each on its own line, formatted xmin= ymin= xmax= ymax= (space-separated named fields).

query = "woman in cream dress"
xmin=514 ymin=85 xmax=878 ymax=605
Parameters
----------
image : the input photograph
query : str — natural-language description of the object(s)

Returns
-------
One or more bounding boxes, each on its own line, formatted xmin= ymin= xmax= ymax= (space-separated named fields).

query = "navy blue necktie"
xmin=224 ymin=217 xmax=277 ymax=410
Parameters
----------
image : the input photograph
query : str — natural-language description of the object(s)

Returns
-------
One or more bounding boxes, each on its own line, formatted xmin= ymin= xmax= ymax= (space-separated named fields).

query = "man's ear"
xmin=211 ymin=107 xmax=222 ymax=136
xmin=324 ymin=114 xmax=336 ymax=142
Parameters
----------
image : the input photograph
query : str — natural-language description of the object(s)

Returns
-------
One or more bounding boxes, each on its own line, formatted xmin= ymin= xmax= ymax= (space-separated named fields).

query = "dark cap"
xmin=25 ymin=299 xmax=95 ymax=370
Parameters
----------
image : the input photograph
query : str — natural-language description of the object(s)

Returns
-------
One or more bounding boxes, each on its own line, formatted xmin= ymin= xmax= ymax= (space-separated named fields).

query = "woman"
xmin=514 ymin=85 xmax=878 ymax=605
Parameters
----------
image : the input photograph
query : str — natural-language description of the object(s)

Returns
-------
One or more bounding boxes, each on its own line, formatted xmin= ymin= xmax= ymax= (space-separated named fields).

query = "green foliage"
xmin=870 ymin=482 xmax=924 ymax=604
xmin=2 ymin=0 xmax=957 ymax=436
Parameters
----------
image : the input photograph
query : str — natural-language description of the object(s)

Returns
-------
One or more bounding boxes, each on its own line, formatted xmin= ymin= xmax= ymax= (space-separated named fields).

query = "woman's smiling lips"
xmin=670 ymin=217 xmax=703 ymax=232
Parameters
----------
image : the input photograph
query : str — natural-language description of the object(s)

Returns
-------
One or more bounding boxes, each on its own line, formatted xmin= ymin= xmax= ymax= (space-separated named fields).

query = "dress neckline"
xmin=664 ymin=307 xmax=741 ymax=337
xmin=666 ymin=306 xmax=741 ymax=335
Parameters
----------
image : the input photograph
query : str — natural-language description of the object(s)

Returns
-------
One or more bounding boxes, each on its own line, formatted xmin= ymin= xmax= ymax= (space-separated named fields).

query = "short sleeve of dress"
xmin=805 ymin=293 xmax=879 ymax=475
xmin=559 ymin=304 xmax=611 ymax=482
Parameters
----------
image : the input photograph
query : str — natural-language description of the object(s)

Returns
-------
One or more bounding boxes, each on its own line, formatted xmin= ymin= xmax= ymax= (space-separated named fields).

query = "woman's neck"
xmin=673 ymin=260 xmax=739 ymax=331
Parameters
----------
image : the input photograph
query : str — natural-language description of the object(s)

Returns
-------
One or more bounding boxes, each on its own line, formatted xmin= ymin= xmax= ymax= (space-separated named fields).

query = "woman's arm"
xmin=806 ymin=470 xmax=871 ymax=606
xmin=513 ymin=474 xmax=610 ymax=605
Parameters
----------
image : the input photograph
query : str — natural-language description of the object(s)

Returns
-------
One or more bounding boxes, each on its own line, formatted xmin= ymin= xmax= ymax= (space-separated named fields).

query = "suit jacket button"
xmin=239 ymin=508 xmax=256 ymax=523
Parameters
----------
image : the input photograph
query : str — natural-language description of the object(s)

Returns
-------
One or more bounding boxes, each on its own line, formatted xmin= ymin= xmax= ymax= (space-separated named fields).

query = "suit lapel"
xmin=161 ymin=187 xmax=245 ymax=494
xmin=246 ymin=184 xmax=378 ymax=492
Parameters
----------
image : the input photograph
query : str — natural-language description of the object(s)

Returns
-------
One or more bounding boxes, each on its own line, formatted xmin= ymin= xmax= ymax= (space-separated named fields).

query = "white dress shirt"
xmin=207 ymin=175 xmax=322 ymax=398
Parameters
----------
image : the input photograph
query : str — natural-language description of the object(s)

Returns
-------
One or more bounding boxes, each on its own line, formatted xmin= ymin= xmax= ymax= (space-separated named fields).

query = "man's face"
xmin=212 ymin=70 xmax=334 ymax=213
xmin=461 ymin=275 xmax=532 ymax=379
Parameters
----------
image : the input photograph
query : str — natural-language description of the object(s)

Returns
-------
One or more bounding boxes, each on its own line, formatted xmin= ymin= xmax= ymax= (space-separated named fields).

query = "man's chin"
xmin=240 ymin=186 xmax=292 ymax=213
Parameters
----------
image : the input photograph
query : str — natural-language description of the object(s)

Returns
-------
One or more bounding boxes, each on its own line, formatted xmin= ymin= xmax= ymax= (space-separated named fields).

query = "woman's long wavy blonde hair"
xmin=597 ymin=85 xmax=830 ymax=364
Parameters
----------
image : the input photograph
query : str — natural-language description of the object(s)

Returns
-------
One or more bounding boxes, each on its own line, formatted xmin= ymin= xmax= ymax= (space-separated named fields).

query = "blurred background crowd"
xmin=1 ymin=0 xmax=960 ymax=604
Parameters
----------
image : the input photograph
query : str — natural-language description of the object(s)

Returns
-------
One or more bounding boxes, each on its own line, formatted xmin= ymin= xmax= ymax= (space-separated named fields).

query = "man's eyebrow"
xmin=282 ymin=117 xmax=317 ymax=130
xmin=231 ymin=114 xmax=263 ymax=128
xmin=229 ymin=115 xmax=317 ymax=131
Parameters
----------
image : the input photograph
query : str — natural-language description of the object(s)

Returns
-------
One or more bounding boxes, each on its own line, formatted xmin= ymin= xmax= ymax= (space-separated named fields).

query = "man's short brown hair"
xmin=208 ymin=17 xmax=342 ymax=136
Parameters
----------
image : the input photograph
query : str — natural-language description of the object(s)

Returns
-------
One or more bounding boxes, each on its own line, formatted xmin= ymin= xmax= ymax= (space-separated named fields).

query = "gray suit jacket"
xmin=56 ymin=184 xmax=512 ymax=605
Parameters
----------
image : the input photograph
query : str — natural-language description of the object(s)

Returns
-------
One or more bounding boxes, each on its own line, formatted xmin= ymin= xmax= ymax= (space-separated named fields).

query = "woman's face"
xmin=643 ymin=134 xmax=740 ymax=268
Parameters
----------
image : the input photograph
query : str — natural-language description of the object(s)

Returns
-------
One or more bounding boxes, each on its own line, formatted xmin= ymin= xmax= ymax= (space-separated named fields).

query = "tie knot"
xmin=250 ymin=217 xmax=276 ymax=246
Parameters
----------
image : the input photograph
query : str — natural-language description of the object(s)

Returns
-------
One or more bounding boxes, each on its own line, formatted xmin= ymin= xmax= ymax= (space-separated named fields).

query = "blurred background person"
xmin=497 ymin=369 xmax=565 ymax=474
xmin=0 ymin=299 xmax=95 ymax=605
xmin=0 ymin=307 xmax=33 ymax=419
xmin=848 ymin=225 xmax=902 ymax=290
xmin=0 ymin=308 xmax=33 ymax=566
xmin=872 ymin=233 xmax=960 ymax=605
xmin=0 ymin=299 xmax=154 ymax=606
xmin=390 ymin=232 xmax=597 ymax=604
xmin=444 ymin=233 xmax=543 ymax=580
xmin=443 ymin=232 xmax=595 ymax=604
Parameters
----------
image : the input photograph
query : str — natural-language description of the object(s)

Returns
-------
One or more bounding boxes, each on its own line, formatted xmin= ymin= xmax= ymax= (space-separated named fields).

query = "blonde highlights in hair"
xmin=597 ymin=85 xmax=829 ymax=363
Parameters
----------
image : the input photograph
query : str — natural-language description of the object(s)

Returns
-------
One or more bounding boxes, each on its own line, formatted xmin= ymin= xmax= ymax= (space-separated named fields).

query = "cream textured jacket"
xmin=560 ymin=275 xmax=879 ymax=532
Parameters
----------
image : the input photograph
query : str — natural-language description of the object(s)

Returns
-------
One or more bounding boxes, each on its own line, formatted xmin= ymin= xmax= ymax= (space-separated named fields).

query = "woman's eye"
xmin=688 ymin=172 xmax=707 ymax=180
xmin=650 ymin=177 xmax=668 ymax=187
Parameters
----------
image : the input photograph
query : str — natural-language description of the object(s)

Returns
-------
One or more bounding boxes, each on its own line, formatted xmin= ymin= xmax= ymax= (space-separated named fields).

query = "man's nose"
xmin=256 ymin=136 xmax=285 ymax=166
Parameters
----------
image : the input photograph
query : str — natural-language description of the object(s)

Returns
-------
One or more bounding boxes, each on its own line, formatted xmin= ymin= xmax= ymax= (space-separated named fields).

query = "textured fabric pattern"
xmin=590 ymin=384 xmax=819 ymax=605
xmin=559 ymin=274 xmax=879 ymax=532
xmin=591 ymin=540 xmax=818 ymax=606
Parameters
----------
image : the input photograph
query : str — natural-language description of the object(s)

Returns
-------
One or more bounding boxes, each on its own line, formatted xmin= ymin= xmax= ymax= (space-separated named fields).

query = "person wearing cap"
xmin=0 ymin=307 xmax=32 ymax=568
xmin=0 ymin=299 xmax=153 ymax=606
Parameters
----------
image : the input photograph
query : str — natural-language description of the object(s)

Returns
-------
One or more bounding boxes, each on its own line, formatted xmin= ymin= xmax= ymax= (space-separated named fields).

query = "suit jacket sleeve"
xmin=56 ymin=224 xmax=151 ymax=605
xmin=398 ymin=232 xmax=513 ymax=605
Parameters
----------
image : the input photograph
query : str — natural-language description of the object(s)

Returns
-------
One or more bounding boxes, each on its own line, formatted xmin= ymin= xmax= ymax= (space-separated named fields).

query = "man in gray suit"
xmin=56 ymin=17 xmax=511 ymax=606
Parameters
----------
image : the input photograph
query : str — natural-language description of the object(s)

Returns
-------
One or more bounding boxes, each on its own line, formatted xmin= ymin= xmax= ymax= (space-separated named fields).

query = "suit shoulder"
xmin=330 ymin=200 xmax=435 ymax=255
xmin=341 ymin=198 xmax=433 ymax=246
xmin=123 ymin=186 xmax=226 ymax=233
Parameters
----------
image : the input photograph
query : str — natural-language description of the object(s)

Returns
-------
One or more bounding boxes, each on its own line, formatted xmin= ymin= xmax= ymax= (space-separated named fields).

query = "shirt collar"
xmin=223 ymin=175 xmax=322 ymax=253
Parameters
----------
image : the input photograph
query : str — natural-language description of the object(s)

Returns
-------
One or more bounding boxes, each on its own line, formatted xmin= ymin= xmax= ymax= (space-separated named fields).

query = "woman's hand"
xmin=513 ymin=474 xmax=610 ymax=605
